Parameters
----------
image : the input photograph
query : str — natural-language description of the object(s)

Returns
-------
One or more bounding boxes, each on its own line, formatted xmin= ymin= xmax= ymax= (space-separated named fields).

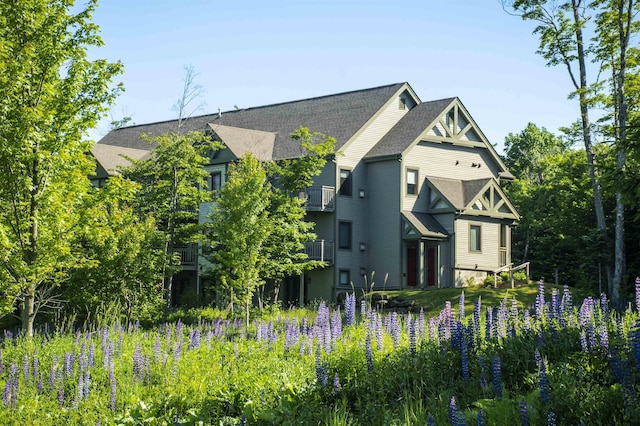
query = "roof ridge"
xmin=110 ymin=82 xmax=407 ymax=131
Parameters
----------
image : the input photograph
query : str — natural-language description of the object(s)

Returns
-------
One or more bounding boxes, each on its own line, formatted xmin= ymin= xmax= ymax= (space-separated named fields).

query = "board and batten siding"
xmin=365 ymin=159 xmax=402 ymax=289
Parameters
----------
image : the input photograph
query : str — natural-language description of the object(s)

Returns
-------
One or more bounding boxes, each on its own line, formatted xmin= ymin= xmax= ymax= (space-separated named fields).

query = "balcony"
xmin=305 ymin=240 xmax=334 ymax=265
xmin=301 ymin=186 xmax=335 ymax=212
xmin=173 ymin=244 xmax=198 ymax=270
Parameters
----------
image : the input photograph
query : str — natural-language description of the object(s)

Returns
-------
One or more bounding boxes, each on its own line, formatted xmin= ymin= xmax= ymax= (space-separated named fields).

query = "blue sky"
xmin=89 ymin=0 xmax=580 ymax=153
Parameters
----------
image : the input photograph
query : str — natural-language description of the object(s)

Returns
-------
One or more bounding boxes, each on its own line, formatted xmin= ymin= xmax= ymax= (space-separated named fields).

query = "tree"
xmin=122 ymin=131 xmax=218 ymax=307
xmin=0 ymin=0 xmax=123 ymax=335
xmin=205 ymin=128 xmax=336 ymax=316
xmin=261 ymin=128 xmax=336 ymax=302
xmin=206 ymin=154 xmax=272 ymax=322
xmin=63 ymin=176 xmax=165 ymax=324
xmin=121 ymin=66 xmax=220 ymax=307
xmin=506 ymin=0 xmax=637 ymax=301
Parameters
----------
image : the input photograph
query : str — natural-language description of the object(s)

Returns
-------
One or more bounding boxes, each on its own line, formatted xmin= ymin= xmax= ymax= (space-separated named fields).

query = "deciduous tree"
xmin=0 ymin=0 xmax=123 ymax=335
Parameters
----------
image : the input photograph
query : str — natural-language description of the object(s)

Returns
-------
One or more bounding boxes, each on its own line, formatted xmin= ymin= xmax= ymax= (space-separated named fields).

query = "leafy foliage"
xmin=0 ymin=0 xmax=123 ymax=335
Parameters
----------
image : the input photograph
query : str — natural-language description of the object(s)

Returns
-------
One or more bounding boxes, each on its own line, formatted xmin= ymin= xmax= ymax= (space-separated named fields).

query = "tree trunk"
xmin=572 ymin=0 xmax=611 ymax=290
xmin=21 ymin=288 xmax=35 ymax=337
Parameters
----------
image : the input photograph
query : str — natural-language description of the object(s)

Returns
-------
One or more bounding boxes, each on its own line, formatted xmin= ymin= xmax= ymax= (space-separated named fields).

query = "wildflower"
xmin=344 ymin=293 xmax=356 ymax=326
xmin=539 ymin=360 xmax=550 ymax=404
xmin=23 ymin=353 xmax=30 ymax=383
xmin=360 ymin=300 xmax=367 ymax=318
xmin=49 ymin=356 xmax=57 ymax=391
xmin=636 ymin=277 xmax=640 ymax=312
xmin=109 ymin=362 xmax=116 ymax=411
xmin=409 ymin=318 xmax=417 ymax=356
xmin=133 ymin=344 xmax=143 ymax=381
xmin=459 ymin=291 xmax=465 ymax=320
xmin=64 ymin=352 xmax=74 ymax=377
xmin=547 ymin=411 xmax=556 ymax=426
xmin=535 ymin=278 xmax=545 ymax=318
xmin=478 ymin=355 xmax=487 ymax=389
xmin=477 ymin=408 xmax=485 ymax=426
xmin=427 ymin=414 xmax=436 ymax=426
xmin=461 ymin=337 xmax=469 ymax=383
xmin=77 ymin=371 xmax=84 ymax=401
xmin=492 ymin=355 xmax=502 ymax=398
xmin=365 ymin=333 xmax=374 ymax=372
xmin=519 ymin=399 xmax=529 ymax=426
xmin=2 ymin=362 xmax=16 ymax=408
xmin=57 ymin=379 xmax=65 ymax=407
xmin=84 ymin=371 xmax=90 ymax=400
xmin=88 ymin=343 xmax=95 ymax=368
xmin=333 ymin=372 xmax=341 ymax=394
xmin=449 ymin=396 xmax=458 ymax=426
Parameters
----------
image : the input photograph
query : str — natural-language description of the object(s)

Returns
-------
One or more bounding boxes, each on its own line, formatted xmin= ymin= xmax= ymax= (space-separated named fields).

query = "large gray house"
xmin=92 ymin=82 xmax=520 ymax=305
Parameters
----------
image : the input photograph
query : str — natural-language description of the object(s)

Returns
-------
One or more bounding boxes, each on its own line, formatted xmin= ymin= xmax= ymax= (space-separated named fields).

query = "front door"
xmin=407 ymin=242 xmax=418 ymax=287
xmin=427 ymin=246 xmax=437 ymax=287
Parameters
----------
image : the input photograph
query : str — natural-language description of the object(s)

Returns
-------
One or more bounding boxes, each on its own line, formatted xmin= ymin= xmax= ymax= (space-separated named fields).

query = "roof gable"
xmin=426 ymin=175 xmax=519 ymax=220
xmin=402 ymin=211 xmax=448 ymax=240
xmin=208 ymin=124 xmax=275 ymax=162
xmin=90 ymin=144 xmax=151 ymax=176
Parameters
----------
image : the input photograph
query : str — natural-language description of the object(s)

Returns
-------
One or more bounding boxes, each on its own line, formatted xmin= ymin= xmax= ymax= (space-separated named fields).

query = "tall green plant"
xmin=0 ymin=0 xmax=123 ymax=335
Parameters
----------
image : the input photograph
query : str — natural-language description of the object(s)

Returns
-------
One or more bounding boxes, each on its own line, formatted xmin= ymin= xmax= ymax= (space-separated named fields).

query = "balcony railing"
xmin=499 ymin=247 xmax=507 ymax=267
xmin=174 ymin=244 xmax=197 ymax=270
xmin=301 ymin=186 xmax=335 ymax=212
xmin=305 ymin=240 xmax=334 ymax=265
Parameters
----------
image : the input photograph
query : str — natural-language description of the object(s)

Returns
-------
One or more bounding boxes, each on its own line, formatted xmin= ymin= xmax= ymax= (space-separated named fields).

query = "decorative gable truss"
xmin=464 ymin=180 xmax=519 ymax=220
xmin=427 ymin=100 xmax=484 ymax=147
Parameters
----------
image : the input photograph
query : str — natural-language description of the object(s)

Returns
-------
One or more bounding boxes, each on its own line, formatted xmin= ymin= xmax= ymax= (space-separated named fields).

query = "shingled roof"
xmin=364 ymin=97 xmax=456 ymax=160
xmin=97 ymin=83 xmax=407 ymax=160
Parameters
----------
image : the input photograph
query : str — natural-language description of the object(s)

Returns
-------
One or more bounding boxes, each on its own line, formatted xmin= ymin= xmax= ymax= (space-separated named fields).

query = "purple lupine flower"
xmin=539 ymin=361 xmax=550 ymax=404
xmin=418 ymin=307 xmax=425 ymax=337
xmin=478 ymin=355 xmax=487 ymax=389
xmin=523 ymin=309 xmax=531 ymax=331
xmin=535 ymin=278 xmax=545 ymax=318
xmin=547 ymin=412 xmax=556 ymax=426
xmin=562 ymin=283 xmax=573 ymax=317
xmin=23 ymin=353 xmax=30 ymax=383
xmin=32 ymin=351 xmax=39 ymax=381
xmin=600 ymin=293 xmax=610 ymax=322
xmin=133 ymin=344 xmax=143 ymax=381
xmin=375 ymin=314 xmax=384 ymax=351
xmin=191 ymin=328 xmax=201 ymax=349
xmin=492 ymin=355 xmax=502 ymax=398
xmin=427 ymin=414 xmax=436 ymax=426
xmin=88 ymin=344 xmax=95 ymax=368
xmin=409 ymin=318 xmax=417 ymax=356
xmin=109 ymin=363 xmax=116 ymax=411
xmin=64 ymin=352 xmax=74 ymax=377
xmin=154 ymin=335 xmax=162 ymax=362
xmin=57 ymin=378 xmax=65 ymax=407
xmin=461 ymin=337 xmax=469 ymax=383
xmin=333 ymin=372 xmax=341 ymax=394
xmin=635 ymin=277 xmax=640 ymax=312
xmin=477 ymin=408 xmax=486 ymax=426
xmin=37 ymin=376 xmax=44 ymax=394
xmin=459 ymin=291 xmax=465 ymax=320
xmin=534 ymin=349 xmax=542 ymax=369
xmin=344 ymin=293 xmax=356 ymax=326
xmin=365 ymin=333 xmax=374 ymax=372
xmin=101 ymin=326 xmax=109 ymax=354
xmin=484 ymin=307 xmax=493 ymax=341
xmin=77 ymin=371 xmax=85 ymax=401
xmin=519 ymin=399 xmax=529 ymax=426
xmin=84 ymin=371 xmax=90 ymax=400
xmin=49 ymin=356 xmax=57 ymax=391
xmin=428 ymin=317 xmax=437 ymax=342
xmin=449 ymin=396 xmax=458 ymax=426
xmin=2 ymin=361 xmax=16 ymax=407
xmin=580 ymin=331 xmax=588 ymax=352
xmin=117 ymin=333 xmax=123 ymax=358
xmin=598 ymin=324 xmax=609 ymax=352
xmin=360 ymin=300 xmax=367 ymax=318
xmin=331 ymin=308 xmax=342 ymax=342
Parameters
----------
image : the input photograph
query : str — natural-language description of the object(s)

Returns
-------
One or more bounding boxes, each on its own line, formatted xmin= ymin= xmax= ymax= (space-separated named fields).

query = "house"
xmin=91 ymin=82 xmax=520 ymax=305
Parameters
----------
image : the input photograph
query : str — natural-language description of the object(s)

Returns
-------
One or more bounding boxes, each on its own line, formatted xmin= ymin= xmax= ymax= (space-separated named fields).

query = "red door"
xmin=407 ymin=243 xmax=418 ymax=287
xmin=427 ymin=247 xmax=436 ymax=287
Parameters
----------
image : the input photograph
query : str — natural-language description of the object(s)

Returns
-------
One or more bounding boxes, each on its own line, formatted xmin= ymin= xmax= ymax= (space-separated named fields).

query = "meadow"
xmin=1 ymin=280 xmax=639 ymax=425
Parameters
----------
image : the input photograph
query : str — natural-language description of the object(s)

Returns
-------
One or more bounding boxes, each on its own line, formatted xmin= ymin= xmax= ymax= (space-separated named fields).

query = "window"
xmin=339 ymin=169 xmax=352 ymax=196
xmin=209 ymin=172 xmax=222 ymax=191
xmin=339 ymin=269 xmax=351 ymax=286
xmin=406 ymin=169 xmax=418 ymax=195
xmin=469 ymin=224 xmax=481 ymax=252
xmin=338 ymin=221 xmax=352 ymax=250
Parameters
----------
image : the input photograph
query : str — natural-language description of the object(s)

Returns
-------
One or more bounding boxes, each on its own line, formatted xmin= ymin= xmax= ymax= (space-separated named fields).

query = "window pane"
xmin=339 ymin=169 xmax=352 ymax=196
xmin=339 ymin=270 xmax=350 ymax=286
xmin=407 ymin=169 xmax=417 ymax=195
xmin=470 ymin=225 xmax=481 ymax=251
xmin=339 ymin=221 xmax=351 ymax=249
xmin=210 ymin=172 xmax=221 ymax=191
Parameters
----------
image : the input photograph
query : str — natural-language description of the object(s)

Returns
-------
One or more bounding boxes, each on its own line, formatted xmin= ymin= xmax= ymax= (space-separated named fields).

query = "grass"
xmin=367 ymin=282 xmax=591 ymax=317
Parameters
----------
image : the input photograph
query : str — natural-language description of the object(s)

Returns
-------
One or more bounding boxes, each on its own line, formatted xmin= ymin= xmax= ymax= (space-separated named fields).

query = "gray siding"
xmin=456 ymin=217 xmax=501 ymax=270
xmin=366 ymin=160 xmax=402 ymax=289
